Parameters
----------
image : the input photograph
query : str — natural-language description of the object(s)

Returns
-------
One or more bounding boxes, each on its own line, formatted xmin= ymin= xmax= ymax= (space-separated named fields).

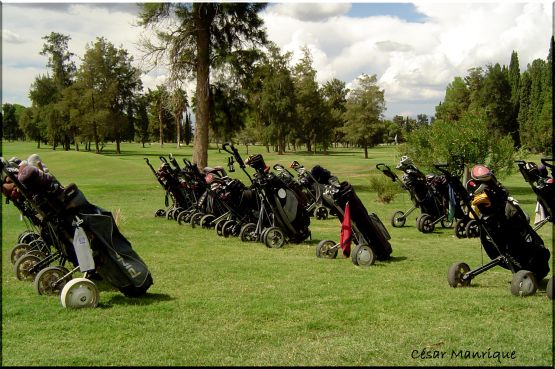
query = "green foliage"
xmin=342 ymin=74 xmax=386 ymax=158
xmin=368 ymin=173 xmax=402 ymax=203
xmin=402 ymin=110 xmax=517 ymax=175
xmin=2 ymin=103 xmax=23 ymax=140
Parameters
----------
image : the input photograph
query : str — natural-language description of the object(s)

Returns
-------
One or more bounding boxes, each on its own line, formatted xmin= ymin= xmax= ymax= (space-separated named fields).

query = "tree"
xmin=138 ymin=3 xmax=267 ymax=168
xmin=183 ymin=112 xmax=193 ymax=146
xmin=292 ymin=46 xmax=325 ymax=153
xmin=321 ymin=78 xmax=348 ymax=151
xmin=146 ymin=85 xmax=171 ymax=147
xmin=30 ymin=33 xmax=77 ymax=150
xmin=75 ymin=37 xmax=143 ymax=154
xmin=40 ymin=32 xmax=76 ymax=89
xmin=168 ymin=87 xmax=189 ymax=149
xmin=256 ymin=43 xmax=297 ymax=155
xmin=435 ymin=76 xmax=469 ymax=121
xmin=402 ymin=109 xmax=517 ymax=176
xmin=2 ymin=104 xmax=22 ymax=141
xmin=342 ymin=74 xmax=386 ymax=158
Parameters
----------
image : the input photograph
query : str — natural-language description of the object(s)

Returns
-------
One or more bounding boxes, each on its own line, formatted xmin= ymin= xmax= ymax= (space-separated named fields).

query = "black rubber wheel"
xmin=351 ymin=244 xmax=376 ymax=267
xmin=14 ymin=253 xmax=42 ymax=281
xmin=391 ymin=211 xmax=406 ymax=228
xmin=447 ymin=262 xmax=471 ymax=287
xmin=215 ymin=218 xmax=227 ymax=236
xmin=441 ymin=216 xmax=454 ymax=228
xmin=510 ymin=270 xmax=538 ymax=297
xmin=34 ymin=266 xmax=71 ymax=295
xmin=546 ymin=277 xmax=553 ymax=299
xmin=264 ymin=227 xmax=286 ymax=248
xmin=166 ymin=208 xmax=176 ymax=220
xmin=19 ymin=231 xmax=40 ymax=245
xmin=200 ymin=214 xmax=215 ymax=229
xmin=222 ymin=220 xmax=237 ymax=237
xmin=239 ymin=223 xmax=258 ymax=242
xmin=465 ymin=220 xmax=480 ymax=238
xmin=454 ymin=219 xmax=467 ymax=238
xmin=177 ymin=210 xmax=191 ymax=225
xmin=418 ymin=214 xmax=435 ymax=233
xmin=314 ymin=206 xmax=329 ymax=220
xmin=154 ymin=209 xmax=166 ymax=217
xmin=10 ymin=243 xmax=31 ymax=265
xmin=316 ymin=240 xmax=338 ymax=259
xmin=190 ymin=212 xmax=205 ymax=228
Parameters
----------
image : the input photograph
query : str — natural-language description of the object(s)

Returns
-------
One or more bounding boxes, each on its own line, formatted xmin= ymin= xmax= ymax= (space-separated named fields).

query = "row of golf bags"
xmin=1 ymin=155 xmax=153 ymax=308
xmin=377 ymin=155 xmax=552 ymax=298
xmin=145 ymin=143 xmax=393 ymax=266
xmin=377 ymin=156 xmax=476 ymax=237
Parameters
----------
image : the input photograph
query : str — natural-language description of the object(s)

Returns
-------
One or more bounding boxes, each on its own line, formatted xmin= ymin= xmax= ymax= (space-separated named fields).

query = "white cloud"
xmin=262 ymin=2 xmax=552 ymax=118
xmin=2 ymin=2 xmax=552 ymax=120
xmin=267 ymin=3 xmax=351 ymax=22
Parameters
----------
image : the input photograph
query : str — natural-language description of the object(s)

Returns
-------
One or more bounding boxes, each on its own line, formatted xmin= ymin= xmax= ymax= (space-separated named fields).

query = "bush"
xmin=369 ymin=173 xmax=403 ymax=203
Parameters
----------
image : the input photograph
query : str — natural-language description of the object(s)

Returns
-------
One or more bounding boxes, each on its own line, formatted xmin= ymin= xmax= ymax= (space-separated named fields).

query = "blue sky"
xmin=1 ymin=2 xmax=552 ymax=119
xmin=347 ymin=3 xmax=427 ymax=22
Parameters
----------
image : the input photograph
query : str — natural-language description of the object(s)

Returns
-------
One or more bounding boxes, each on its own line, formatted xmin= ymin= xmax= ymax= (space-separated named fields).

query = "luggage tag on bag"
xmin=73 ymin=218 xmax=95 ymax=272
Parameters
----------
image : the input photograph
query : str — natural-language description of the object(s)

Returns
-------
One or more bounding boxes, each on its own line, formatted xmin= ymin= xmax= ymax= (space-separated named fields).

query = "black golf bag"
xmin=311 ymin=165 xmax=393 ymax=261
xmin=2 ymin=157 xmax=153 ymax=304
xmin=222 ymin=143 xmax=311 ymax=247
xmin=515 ymin=158 xmax=555 ymax=231
xmin=246 ymin=154 xmax=311 ymax=244
xmin=441 ymin=163 xmax=550 ymax=296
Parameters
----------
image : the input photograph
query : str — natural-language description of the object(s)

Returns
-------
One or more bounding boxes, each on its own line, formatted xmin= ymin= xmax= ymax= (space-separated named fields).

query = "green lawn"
xmin=1 ymin=141 xmax=553 ymax=366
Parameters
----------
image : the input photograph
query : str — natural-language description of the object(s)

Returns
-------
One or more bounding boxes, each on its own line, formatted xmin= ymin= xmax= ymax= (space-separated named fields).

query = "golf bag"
xmin=441 ymin=163 xmax=550 ymax=296
xmin=2 ymin=156 xmax=153 ymax=306
xmin=515 ymin=158 xmax=555 ymax=231
xmin=311 ymin=165 xmax=393 ymax=262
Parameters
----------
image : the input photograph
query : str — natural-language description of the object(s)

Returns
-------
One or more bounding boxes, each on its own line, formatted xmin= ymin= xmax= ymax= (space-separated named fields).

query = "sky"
xmin=1 ymin=1 xmax=553 ymax=119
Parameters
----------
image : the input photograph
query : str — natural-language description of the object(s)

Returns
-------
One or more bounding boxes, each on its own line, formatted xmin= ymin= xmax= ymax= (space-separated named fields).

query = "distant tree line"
xmin=1 ymin=6 xmax=552 ymax=167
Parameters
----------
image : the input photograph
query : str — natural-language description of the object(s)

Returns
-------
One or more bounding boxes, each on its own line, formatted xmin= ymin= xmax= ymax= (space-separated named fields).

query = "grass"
xmin=1 ymin=141 xmax=553 ymax=366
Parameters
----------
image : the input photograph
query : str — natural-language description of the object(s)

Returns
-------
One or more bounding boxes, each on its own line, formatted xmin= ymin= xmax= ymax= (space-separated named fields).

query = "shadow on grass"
xmin=99 ymin=292 xmax=174 ymax=309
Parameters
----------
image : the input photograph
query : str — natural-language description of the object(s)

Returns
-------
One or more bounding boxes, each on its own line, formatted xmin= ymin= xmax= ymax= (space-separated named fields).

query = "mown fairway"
xmin=1 ymin=141 xmax=553 ymax=366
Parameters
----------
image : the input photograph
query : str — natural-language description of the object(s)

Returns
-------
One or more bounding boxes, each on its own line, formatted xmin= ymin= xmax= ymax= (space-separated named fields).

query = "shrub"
xmin=369 ymin=173 xmax=402 ymax=203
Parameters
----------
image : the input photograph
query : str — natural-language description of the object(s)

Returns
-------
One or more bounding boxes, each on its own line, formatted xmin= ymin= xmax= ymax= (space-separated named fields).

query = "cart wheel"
xmin=34 ymin=266 xmax=71 ymax=295
xmin=441 ymin=217 xmax=454 ymax=228
xmin=418 ymin=214 xmax=435 ymax=233
xmin=166 ymin=208 xmax=175 ymax=220
xmin=222 ymin=220 xmax=237 ymax=237
xmin=240 ymin=223 xmax=258 ymax=242
xmin=264 ymin=227 xmax=286 ymax=248
xmin=454 ymin=219 xmax=467 ymax=238
xmin=10 ymin=243 xmax=31 ymax=265
xmin=391 ymin=211 xmax=406 ymax=228
xmin=154 ymin=209 xmax=166 ymax=217
xmin=172 ymin=207 xmax=183 ymax=220
xmin=14 ymin=253 xmax=42 ymax=281
xmin=465 ymin=220 xmax=480 ymax=238
xmin=230 ymin=222 xmax=242 ymax=236
xmin=200 ymin=214 xmax=215 ymax=229
xmin=546 ymin=277 xmax=553 ymax=299
xmin=19 ymin=231 xmax=40 ymax=245
xmin=177 ymin=210 xmax=190 ymax=225
xmin=60 ymin=278 xmax=100 ymax=308
xmin=447 ymin=262 xmax=471 ymax=287
xmin=215 ymin=218 xmax=227 ymax=236
xmin=316 ymin=240 xmax=338 ymax=259
xmin=26 ymin=249 xmax=48 ymax=260
xmin=351 ymin=244 xmax=376 ymax=267
xmin=260 ymin=227 xmax=271 ymax=244
xmin=190 ymin=212 xmax=205 ymax=228
xmin=314 ymin=206 xmax=329 ymax=220
xmin=510 ymin=270 xmax=538 ymax=297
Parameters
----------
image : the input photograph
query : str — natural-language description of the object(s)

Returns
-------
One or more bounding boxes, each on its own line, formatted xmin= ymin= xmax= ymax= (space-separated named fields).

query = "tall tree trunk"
xmin=192 ymin=4 xmax=212 ymax=169
xmin=364 ymin=141 xmax=368 ymax=159
xmin=159 ymin=107 xmax=164 ymax=147
xmin=176 ymin=112 xmax=181 ymax=149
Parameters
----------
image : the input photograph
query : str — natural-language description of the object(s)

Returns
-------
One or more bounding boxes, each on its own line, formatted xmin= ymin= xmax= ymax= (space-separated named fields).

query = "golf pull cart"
xmin=435 ymin=163 xmax=551 ymax=297
xmin=222 ymin=142 xmax=311 ymax=248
